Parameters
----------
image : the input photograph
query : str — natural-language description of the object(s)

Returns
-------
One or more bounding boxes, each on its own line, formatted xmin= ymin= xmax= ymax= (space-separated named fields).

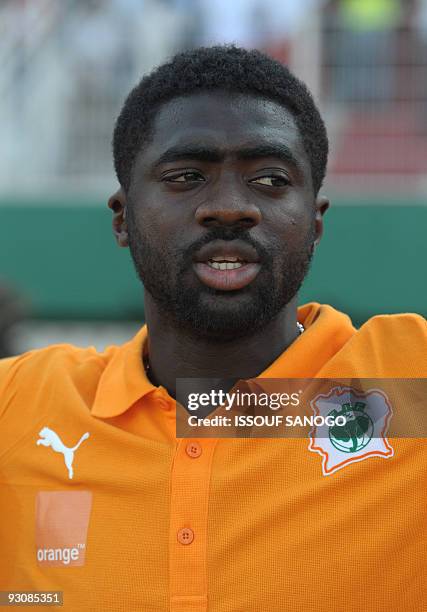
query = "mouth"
xmin=193 ymin=241 xmax=261 ymax=291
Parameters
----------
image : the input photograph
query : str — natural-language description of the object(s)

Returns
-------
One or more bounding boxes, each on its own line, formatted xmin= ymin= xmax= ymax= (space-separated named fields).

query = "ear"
xmin=108 ymin=187 xmax=129 ymax=247
xmin=313 ymin=195 xmax=330 ymax=248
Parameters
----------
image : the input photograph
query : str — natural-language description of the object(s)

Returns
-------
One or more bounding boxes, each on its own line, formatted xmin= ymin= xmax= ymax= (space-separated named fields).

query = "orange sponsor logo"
xmin=35 ymin=491 xmax=92 ymax=567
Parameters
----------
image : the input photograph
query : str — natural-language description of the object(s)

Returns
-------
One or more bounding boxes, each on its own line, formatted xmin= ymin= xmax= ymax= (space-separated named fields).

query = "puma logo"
xmin=36 ymin=427 xmax=90 ymax=480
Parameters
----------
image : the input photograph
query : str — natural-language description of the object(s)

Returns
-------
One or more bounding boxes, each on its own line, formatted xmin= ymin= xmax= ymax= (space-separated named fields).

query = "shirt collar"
xmin=92 ymin=325 xmax=158 ymax=418
xmin=91 ymin=303 xmax=355 ymax=418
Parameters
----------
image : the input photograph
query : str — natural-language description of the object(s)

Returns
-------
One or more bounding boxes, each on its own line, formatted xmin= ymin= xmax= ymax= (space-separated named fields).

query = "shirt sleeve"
xmin=0 ymin=354 xmax=27 ymax=420
xmin=0 ymin=350 xmax=53 ymax=463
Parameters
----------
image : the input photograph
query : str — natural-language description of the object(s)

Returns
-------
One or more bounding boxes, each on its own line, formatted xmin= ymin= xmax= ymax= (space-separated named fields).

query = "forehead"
xmin=143 ymin=91 xmax=310 ymax=170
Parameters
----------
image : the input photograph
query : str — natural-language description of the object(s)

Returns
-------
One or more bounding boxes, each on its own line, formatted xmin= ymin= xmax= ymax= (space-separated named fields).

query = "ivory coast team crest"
xmin=308 ymin=386 xmax=394 ymax=476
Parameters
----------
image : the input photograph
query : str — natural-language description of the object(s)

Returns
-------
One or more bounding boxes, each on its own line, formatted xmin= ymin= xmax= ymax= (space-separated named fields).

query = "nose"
xmin=195 ymin=189 xmax=261 ymax=229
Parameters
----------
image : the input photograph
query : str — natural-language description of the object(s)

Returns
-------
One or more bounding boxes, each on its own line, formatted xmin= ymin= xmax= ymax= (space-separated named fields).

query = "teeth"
xmin=207 ymin=261 xmax=244 ymax=270
xmin=211 ymin=256 xmax=239 ymax=262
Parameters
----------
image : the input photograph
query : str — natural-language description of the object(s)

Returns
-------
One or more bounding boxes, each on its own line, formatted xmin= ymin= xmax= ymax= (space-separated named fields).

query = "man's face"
xmin=125 ymin=92 xmax=322 ymax=341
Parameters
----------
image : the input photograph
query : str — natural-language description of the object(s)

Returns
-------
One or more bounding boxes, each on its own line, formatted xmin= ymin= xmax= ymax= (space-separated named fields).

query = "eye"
xmin=249 ymin=175 xmax=290 ymax=187
xmin=163 ymin=171 xmax=205 ymax=183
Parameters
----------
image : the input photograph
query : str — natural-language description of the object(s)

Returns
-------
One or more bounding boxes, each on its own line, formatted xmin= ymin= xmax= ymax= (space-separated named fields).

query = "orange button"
xmin=177 ymin=528 xmax=194 ymax=545
xmin=186 ymin=441 xmax=202 ymax=458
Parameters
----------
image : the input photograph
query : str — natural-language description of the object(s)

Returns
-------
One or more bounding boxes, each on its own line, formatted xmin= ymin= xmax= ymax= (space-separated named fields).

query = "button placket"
xmin=169 ymin=438 xmax=218 ymax=612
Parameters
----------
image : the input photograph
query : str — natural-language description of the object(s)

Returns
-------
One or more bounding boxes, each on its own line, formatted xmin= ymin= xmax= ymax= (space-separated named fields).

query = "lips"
xmin=193 ymin=240 xmax=261 ymax=291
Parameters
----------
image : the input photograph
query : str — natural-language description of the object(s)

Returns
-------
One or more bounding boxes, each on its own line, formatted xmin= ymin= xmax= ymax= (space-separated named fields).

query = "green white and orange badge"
xmin=309 ymin=386 xmax=394 ymax=476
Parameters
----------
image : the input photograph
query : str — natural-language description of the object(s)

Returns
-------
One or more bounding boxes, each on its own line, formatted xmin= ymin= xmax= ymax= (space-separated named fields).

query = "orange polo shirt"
xmin=0 ymin=303 xmax=426 ymax=612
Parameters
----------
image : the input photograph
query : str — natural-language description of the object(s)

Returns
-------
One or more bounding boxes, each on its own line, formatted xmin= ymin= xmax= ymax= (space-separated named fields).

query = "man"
xmin=0 ymin=46 xmax=425 ymax=612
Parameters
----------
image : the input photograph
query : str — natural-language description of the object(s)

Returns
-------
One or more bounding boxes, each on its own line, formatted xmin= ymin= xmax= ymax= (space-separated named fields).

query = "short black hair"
xmin=113 ymin=45 xmax=328 ymax=195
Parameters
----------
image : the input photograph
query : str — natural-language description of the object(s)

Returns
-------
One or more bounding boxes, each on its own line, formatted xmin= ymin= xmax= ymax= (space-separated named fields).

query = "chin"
xmin=174 ymin=298 xmax=276 ymax=342
xmin=181 ymin=320 xmax=254 ymax=343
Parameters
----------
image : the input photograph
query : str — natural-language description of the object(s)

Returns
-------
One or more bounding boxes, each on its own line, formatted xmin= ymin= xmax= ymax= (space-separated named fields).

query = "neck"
xmin=143 ymin=292 xmax=301 ymax=399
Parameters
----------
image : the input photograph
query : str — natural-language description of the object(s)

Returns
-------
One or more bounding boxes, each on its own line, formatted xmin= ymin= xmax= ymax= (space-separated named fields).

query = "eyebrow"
xmin=152 ymin=142 xmax=303 ymax=174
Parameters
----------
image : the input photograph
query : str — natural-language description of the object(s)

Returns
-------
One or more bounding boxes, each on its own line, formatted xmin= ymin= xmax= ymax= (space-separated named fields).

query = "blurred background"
xmin=1 ymin=0 xmax=426 ymax=356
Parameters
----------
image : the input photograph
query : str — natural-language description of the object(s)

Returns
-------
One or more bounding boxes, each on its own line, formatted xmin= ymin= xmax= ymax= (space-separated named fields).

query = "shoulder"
xmin=0 ymin=342 xmax=108 ymax=381
xmin=352 ymin=312 xmax=426 ymax=376
xmin=0 ymin=343 xmax=124 ymax=463
xmin=318 ymin=311 xmax=427 ymax=378
xmin=359 ymin=312 xmax=426 ymax=341
xmin=0 ymin=343 xmax=114 ymax=420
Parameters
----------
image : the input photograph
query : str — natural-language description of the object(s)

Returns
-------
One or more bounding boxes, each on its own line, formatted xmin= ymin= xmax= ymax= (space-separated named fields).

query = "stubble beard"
xmin=127 ymin=216 xmax=315 ymax=343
